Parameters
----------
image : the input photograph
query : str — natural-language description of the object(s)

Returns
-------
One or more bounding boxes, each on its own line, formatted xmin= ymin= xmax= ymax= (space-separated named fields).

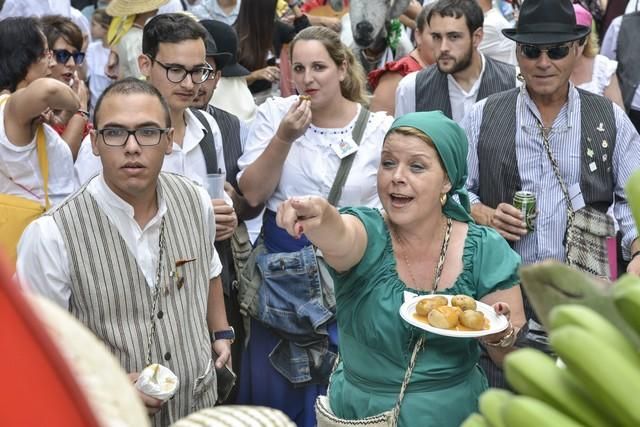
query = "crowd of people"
xmin=1 ymin=0 xmax=639 ymax=426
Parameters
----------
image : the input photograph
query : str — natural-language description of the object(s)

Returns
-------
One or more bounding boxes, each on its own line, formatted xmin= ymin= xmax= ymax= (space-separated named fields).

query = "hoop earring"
xmin=440 ymin=193 xmax=447 ymax=206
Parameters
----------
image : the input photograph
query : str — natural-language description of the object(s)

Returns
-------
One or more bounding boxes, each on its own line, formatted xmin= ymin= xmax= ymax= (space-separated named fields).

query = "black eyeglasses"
xmin=52 ymin=49 xmax=86 ymax=65
xmin=519 ymin=43 xmax=572 ymax=60
xmin=97 ymin=127 xmax=170 ymax=147
xmin=149 ymin=56 xmax=213 ymax=84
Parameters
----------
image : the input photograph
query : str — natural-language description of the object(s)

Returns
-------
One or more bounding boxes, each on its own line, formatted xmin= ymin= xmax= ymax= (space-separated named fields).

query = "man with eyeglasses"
xmin=395 ymin=0 xmax=517 ymax=122
xmin=17 ymin=77 xmax=232 ymax=426
xmin=76 ymin=14 xmax=239 ymax=241
xmin=463 ymin=0 xmax=640 ymax=388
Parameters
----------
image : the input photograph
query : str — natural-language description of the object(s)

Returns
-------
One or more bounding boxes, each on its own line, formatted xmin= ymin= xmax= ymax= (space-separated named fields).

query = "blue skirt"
xmin=238 ymin=319 xmax=339 ymax=426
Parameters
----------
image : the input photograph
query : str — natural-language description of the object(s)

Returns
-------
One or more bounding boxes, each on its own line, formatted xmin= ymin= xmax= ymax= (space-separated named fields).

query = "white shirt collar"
xmin=178 ymin=108 xmax=208 ymax=154
xmin=89 ymin=173 xmax=168 ymax=228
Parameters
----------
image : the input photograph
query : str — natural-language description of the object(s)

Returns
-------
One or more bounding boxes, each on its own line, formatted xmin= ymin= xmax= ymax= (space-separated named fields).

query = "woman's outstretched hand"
xmin=276 ymin=196 xmax=329 ymax=239
xmin=274 ymin=97 xmax=311 ymax=144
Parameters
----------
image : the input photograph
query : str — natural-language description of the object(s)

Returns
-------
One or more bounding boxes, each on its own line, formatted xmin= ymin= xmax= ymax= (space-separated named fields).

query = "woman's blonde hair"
xmin=582 ymin=22 xmax=599 ymax=58
xmin=289 ymin=26 xmax=368 ymax=106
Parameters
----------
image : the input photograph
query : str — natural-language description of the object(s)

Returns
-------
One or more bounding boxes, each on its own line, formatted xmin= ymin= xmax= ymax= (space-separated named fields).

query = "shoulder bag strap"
xmin=36 ymin=126 xmax=50 ymax=210
xmin=0 ymin=95 xmax=49 ymax=209
xmin=327 ymin=106 xmax=370 ymax=206
xmin=191 ymin=108 xmax=219 ymax=174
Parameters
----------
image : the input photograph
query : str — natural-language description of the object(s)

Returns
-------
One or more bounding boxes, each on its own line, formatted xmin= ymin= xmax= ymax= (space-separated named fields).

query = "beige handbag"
xmin=315 ymin=337 xmax=424 ymax=427
xmin=538 ymin=125 xmax=615 ymax=279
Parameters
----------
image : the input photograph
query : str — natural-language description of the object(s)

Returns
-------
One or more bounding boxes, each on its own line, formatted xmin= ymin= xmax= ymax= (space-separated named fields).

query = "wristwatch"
xmin=211 ymin=327 xmax=235 ymax=344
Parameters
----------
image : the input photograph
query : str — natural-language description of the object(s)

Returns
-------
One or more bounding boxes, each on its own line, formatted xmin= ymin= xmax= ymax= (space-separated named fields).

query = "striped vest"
xmin=415 ymin=56 xmax=516 ymax=118
xmin=50 ymin=173 xmax=216 ymax=426
xmin=207 ymin=105 xmax=243 ymax=192
xmin=477 ymin=88 xmax=617 ymax=212
xmin=617 ymin=12 xmax=640 ymax=112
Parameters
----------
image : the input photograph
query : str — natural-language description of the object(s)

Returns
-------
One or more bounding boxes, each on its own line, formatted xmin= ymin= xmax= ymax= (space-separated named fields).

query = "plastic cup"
xmin=206 ymin=173 xmax=225 ymax=199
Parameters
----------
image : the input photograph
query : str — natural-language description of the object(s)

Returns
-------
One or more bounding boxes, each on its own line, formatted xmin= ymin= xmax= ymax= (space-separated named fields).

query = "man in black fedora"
xmin=463 ymin=0 xmax=640 ymax=387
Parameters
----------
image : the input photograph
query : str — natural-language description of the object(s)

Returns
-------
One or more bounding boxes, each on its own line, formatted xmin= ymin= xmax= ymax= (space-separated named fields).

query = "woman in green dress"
xmin=276 ymin=111 xmax=525 ymax=426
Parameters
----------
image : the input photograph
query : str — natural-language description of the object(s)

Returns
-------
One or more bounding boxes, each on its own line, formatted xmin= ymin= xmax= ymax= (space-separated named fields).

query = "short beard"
xmin=191 ymin=95 xmax=209 ymax=111
xmin=436 ymin=43 xmax=474 ymax=75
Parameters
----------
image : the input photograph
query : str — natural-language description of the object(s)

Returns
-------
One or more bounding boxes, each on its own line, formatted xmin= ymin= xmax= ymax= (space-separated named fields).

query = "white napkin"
xmin=135 ymin=364 xmax=179 ymax=401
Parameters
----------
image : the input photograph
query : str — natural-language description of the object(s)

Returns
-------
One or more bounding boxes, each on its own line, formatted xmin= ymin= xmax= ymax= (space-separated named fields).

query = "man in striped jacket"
xmin=17 ymin=78 xmax=232 ymax=426
xmin=464 ymin=0 xmax=640 ymax=388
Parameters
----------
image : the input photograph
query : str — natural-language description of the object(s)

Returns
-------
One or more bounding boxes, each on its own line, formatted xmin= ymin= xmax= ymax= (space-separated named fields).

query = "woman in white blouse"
xmin=570 ymin=4 xmax=624 ymax=107
xmin=236 ymin=26 xmax=393 ymax=426
xmin=0 ymin=17 xmax=80 ymax=263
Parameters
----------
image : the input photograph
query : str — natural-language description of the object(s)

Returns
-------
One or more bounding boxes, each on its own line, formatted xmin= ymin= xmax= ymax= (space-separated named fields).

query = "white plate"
xmin=399 ymin=294 xmax=509 ymax=338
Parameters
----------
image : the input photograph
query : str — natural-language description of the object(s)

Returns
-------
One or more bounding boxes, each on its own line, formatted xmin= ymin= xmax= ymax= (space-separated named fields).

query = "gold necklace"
xmin=396 ymin=217 xmax=453 ymax=293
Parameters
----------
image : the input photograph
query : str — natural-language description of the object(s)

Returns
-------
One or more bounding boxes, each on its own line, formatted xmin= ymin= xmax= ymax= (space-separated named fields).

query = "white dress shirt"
xmin=75 ymin=108 xmax=227 ymax=188
xmin=189 ymin=0 xmax=241 ymax=25
xmin=210 ymin=77 xmax=257 ymax=123
xmin=0 ymin=0 xmax=70 ymax=18
xmin=159 ymin=0 xmax=185 ymax=14
xmin=626 ymin=0 xmax=640 ymax=13
xmin=0 ymin=96 xmax=76 ymax=206
xmin=16 ymin=173 xmax=222 ymax=310
xmin=479 ymin=8 xmax=516 ymax=66
xmin=601 ymin=15 xmax=640 ymax=111
xmin=86 ymin=41 xmax=112 ymax=113
xmin=237 ymin=96 xmax=393 ymax=213
xmin=395 ymin=54 xmax=488 ymax=122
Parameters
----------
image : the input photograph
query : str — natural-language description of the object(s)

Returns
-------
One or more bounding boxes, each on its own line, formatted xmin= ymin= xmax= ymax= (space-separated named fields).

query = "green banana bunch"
xmin=503 ymin=348 xmax=610 ymax=427
xmin=614 ymin=278 xmax=640 ymax=336
xmin=548 ymin=304 xmax=640 ymax=364
xmin=460 ymin=413 xmax=490 ymax=427
xmin=625 ymin=169 xmax=640 ymax=231
xmin=464 ymin=297 xmax=640 ymax=427
xmin=550 ymin=325 xmax=640 ymax=426
xmin=501 ymin=396 xmax=585 ymax=427
xmin=460 ymin=172 xmax=640 ymax=427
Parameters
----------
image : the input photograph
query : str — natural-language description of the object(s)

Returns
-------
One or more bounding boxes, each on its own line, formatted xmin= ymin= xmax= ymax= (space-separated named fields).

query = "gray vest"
xmin=50 ymin=173 xmax=216 ymax=427
xmin=477 ymin=88 xmax=617 ymax=212
xmin=415 ymin=56 xmax=516 ymax=118
xmin=617 ymin=12 xmax=640 ymax=112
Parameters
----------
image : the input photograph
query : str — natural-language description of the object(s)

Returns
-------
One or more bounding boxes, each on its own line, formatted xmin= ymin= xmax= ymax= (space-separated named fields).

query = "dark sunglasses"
xmin=519 ymin=43 xmax=572 ymax=60
xmin=52 ymin=49 xmax=86 ymax=65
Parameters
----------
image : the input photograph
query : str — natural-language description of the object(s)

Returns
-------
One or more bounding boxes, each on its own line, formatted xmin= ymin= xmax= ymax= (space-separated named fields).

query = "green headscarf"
xmin=385 ymin=111 xmax=474 ymax=223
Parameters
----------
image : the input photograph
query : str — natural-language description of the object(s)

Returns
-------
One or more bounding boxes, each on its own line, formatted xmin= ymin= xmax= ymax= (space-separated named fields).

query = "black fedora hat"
xmin=200 ymin=19 xmax=250 ymax=78
xmin=204 ymin=34 xmax=233 ymax=71
xmin=502 ymin=0 xmax=591 ymax=45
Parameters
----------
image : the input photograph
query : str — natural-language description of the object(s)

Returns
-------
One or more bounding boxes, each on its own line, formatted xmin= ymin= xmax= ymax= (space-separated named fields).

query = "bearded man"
xmin=395 ymin=0 xmax=516 ymax=122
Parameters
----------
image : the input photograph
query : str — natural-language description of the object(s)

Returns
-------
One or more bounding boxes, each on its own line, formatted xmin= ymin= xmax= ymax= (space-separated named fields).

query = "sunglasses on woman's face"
xmin=52 ymin=49 xmax=86 ymax=65
xmin=519 ymin=43 xmax=572 ymax=60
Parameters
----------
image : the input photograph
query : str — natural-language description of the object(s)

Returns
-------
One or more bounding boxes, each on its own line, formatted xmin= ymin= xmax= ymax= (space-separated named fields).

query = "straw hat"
xmin=172 ymin=406 xmax=296 ymax=426
xmin=30 ymin=294 xmax=151 ymax=426
xmin=106 ymin=0 xmax=170 ymax=17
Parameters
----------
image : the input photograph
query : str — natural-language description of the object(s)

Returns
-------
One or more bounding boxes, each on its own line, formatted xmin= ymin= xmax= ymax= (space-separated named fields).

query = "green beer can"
xmin=513 ymin=191 xmax=536 ymax=232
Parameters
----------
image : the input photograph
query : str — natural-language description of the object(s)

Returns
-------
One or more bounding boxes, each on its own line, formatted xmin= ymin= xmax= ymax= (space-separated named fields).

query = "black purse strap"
xmin=327 ymin=106 xmax=370 ymax=207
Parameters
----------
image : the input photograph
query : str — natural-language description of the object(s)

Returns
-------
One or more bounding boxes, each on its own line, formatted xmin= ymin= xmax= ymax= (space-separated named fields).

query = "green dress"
xmin=329 ymin=207 xmax=521 ymax=427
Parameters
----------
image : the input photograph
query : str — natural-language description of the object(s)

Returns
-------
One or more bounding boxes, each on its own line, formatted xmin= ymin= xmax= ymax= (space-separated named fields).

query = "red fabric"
xmin=367 ymin=55 xmax=422 ymax=91
xmin=52 ymin=119 xmax=92 ymax=139
xmin=0 ymin=252 xmax=100 ymax=426
xmin=301 ymin=0 xmax=349 ymax=13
